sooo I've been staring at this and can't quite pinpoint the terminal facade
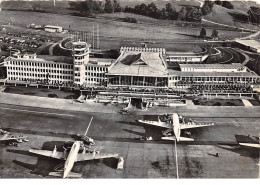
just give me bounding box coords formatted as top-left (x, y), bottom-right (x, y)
top-left (2, 41), bottom-right (260, 94)
top-left (3, 41), bottom-right (113, 87)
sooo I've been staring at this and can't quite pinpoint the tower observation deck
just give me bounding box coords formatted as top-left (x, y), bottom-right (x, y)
top-left (72, 41), bottom-right (90, 85)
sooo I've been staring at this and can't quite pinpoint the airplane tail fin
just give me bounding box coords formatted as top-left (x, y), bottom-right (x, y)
top-left (161, 136), bottom-right (175, 141)
top-left (179, 137), bottom-right (194, 141)
top-left (49, 171), bottom-right (82, 178)
top-left (49, 171), bottom-right (63, 177)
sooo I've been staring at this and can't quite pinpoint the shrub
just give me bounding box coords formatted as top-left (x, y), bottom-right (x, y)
top-left (48, 93), bottom-right (58, 98)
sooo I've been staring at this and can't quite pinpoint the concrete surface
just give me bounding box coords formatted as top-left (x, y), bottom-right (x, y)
top-left (0, 92), bottom-right (259, 178)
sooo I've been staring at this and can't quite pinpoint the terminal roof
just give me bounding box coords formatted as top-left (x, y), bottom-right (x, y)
top-left (6, 55), bottom-right (73, 64)
top-left (179, 63), bottom-right (243, 68)
top-left (108, 51), bottom-right (168, 77)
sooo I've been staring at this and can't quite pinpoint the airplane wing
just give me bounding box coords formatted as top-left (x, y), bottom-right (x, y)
top-left (0, 138), bottom-right (17, 141)
top-left (138, 120), bottom-right (171, 129)
top-left (0, 135), bottom-right (19, 141)
top-left (180, 123), bottom-right (214, 130)
top-left (239, 143), bottom-right (260, 148)
top-left (76, 153), bottom-right (118, 162)
top-left (49, 171), bottom-right (82, 178)
top-left (29, 149), bottom-right (66, 160)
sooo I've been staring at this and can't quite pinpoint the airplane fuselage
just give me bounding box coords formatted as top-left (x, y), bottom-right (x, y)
top-left (63, 141), bottom-right (81, 178)
top-left (172, 113), bottom-right (181, 141)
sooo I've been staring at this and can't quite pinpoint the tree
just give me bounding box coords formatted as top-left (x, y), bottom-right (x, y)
top-left (211, 29), bottom-right (218, 38)
top-left (113, 0), bottom-right (122, 12)
top-left (222, 1), bottom-right (234, 9)
top-left (214, 0), bottom-right (222, 5)
top-left (68, 0), bottom-right (102, 15)
top-left (165, 3), bottom-right (173, 13)
top-left (201, 0), bottom-right (214, 15)
top-left (139, 3), bottom-right (148, 15)
top-left (161, 8), bottom-right (167, 19)
top-left (165, 3), bottom-right (178, 20)
top-left (185, 6), bottom-right (202, 22)
top-left (248, 6), bottom-right (260, 25)
top-left (178, 7), bottom-right (187, 21)
top-left (147, 3), bottom-right (158, 17)
top-left (200, 28), bottom-right (207, 38)
top-left (104, 0), bottom-right (114, 13)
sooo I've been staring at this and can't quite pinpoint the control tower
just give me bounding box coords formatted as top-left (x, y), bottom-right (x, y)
top-left (72, 41), bottom-right (90, 85)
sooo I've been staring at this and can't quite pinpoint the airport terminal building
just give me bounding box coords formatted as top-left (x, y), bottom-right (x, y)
top-left (107, 47), bottom-right (260, 90)
top-left (107, 48), bottom-right (168, 88)
top-left (3, 41), bottom-right (113, 86)
top-left (2, 42), bottom-right (260, 95)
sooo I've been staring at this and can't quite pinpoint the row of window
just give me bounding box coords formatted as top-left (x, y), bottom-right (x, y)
top-left (85, 73), bottom-right (106, 78)
top-left (85, 77), bottom-right (106, 82)
top-left (182, 68), bottom-right (241, 71)
top-left (8, 77), bottom-right (72, 83)
top-left (85, 66), bottom-right (108, 72)
top-left (178, 76), bottom-right (257, 82)
top-left (74, 62), bottom-right (84, 65)
top-left (169, 76), bottom-right (258, 81)
top-left (74, 56), bottom-right (86, 60)
top-left (8, 67), bottom-right (73, 74)
top-left (8, 72), bottom-right (73, 79)
top-left (8, 61), bottom-right (73, 69)
top-left (168, 57), bottom-right (198, 60)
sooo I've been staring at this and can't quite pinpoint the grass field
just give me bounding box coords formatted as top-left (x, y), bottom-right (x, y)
top-left (4, 86), bottom-right (80, 99)
top-left (0, 10), bottom-right (251, 51)
top-left (193, 98), bottom-right (244, 106)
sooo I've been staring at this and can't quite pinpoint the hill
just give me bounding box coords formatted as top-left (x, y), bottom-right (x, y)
top-left (203, 1), bottom-right (260, 30)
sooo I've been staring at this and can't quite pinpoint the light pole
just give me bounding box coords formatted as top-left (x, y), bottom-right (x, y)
top-left (174, 139), bottom-right (179, 179)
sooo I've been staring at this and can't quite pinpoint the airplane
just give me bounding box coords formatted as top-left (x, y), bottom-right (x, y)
top-left (76, 117), bottom-right (95, 146)
top-left (138, 113), bottom-right (214, 142)
top-left (0, 128), bottom-right (29, 143)
top-left (29, 141), bottom-right (119, 178)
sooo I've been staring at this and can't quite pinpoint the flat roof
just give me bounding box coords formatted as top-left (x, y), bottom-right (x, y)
top-left (44, 25), bottom-right (63, 29)
top-left (179, 63), bottom-right (243, 68)
top-left (38, 55), bottom-right (73, 64)
top-left (87, 58), bottom-right (114, 66)
top-left (235, 39), bottom-right (260, 49)
top-left (168, 70), bottom-right (258, 77)
top-left (108, 51), bottom-right (168, 77)
top-left (6, 55), bottom-right (73, 64)
top-left (166, 51), bottom-right (206, 57)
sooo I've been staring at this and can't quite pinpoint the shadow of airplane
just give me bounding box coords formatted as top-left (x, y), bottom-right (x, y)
top-left (103, 157), bottom-right (119, 169)
top-left (7, 141), bottom-right (65, 177)
top-left (122, 129), bottom-right (145, 137)
top-left (215, 135), bottom-right (260, 159)
top-left (115, 120), bottom-right (142, 127)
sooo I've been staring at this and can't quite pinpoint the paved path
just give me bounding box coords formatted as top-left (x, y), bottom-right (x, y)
top-left (48, 43), bottom-right (57, 56)
top-left (240, 30), bottom-right (260, 40)
top-left (1, 92), bottom-right (260, 118)
top-left (242, 99), bottom-right (253, 107)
